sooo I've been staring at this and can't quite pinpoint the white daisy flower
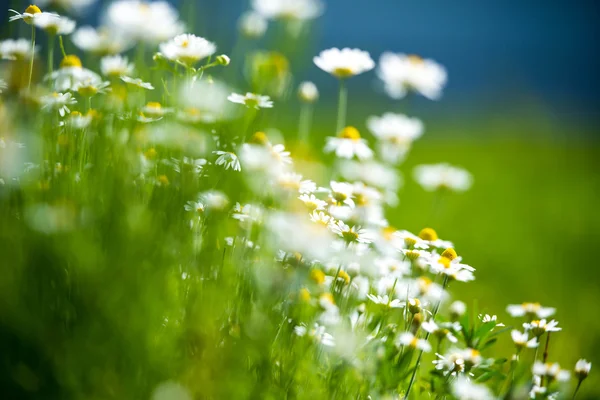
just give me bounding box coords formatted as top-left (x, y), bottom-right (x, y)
top-left (0, 79), bottom-right (7, 93)
top-left (414, 163), bottom-right (473, 192)
top-left (452, 377), bottom-right (494, 400)
top-left (100, 55), bottom-right (134, 78)
top-left (40, 92), bottom-right (77, 117)
top-left (449, 301), bottom-right (467, 319)
top-left (238, 11), bottom-right (268, 38)
top-left (299, 194), bottom-right (328, 211)
top-left (252, 0), bottom-right (323, 21)
top-left (377, 52), bottom-right (447, 100)
top-left (275, 173), bottom-right (316, 194)
top-left (523, 319), bottom-right (562, 336)
top-left (433, 350), bottom-right (466, 376)
top-left (393, 230), bottom-right (430, 250)
top-left (330, 221), bottom-right (372, 244)
top-left (324, 126), bottom-right (373, 160)
top-left (337, 159), bottom-right (401, 192)
top-left (327, 181), bottom-right (355, 207)
top-left (178, 79), bottom-right (235, 123)
top-left (506, 302), bottom-right (556, 319)
top-left (294, 323), bottom-right (335, 347)
top-left (397, 332), bottom-right (432, 352)
top-left (44, 55), bottom-right (101, 91)
top-left (367, 294), bottom-right (403, 308)
top-left (141, 102), bottom-right (173, 118)
top-left (9, 5), bottom-right (57, 25)
top-left (72, 26), bottom-right (132, 55)
top-left (65, 111), bottom-right (92, 129)
top-left (479, 314), bottom-right (504, 327)
top-left (121, 76), bottom-right (154, 90)
top-left (184, 200), bottom-right (205, 214)
top-left (309, 210), bottom-right (335, 228)
top-left (367, 112), bottom-right (424, 164)
top-left (575, 359), bottom-right (592, 380)
top-left (213, 151), bottom-right (241, 172)
top-left (104, 1), bottom-right (185, 44)
top-left (72, 76), bottom-right (110, 97)
top-left (422, 320), bottom-right (458, 343)
top-left (313, 48), bottom-right (375, 79)
top-left (511, 330), bottom-right (539, 349)
top-left (159, 34), bottom-right (216, 66)
top-left (375, 257), bottom-right (410, 279)
top-left (198, 190), bottom-right (229, 211)
top-left (232, 203), bottom-right (263, 223)
top-left (0, 39), bottom-right (38, 60)
top-left (35, 0), bottom-right (98, 14)
top-left (34, 13), bottom-right (75, 35)
top-left (227, 92), bottom-right (273, 109)
top-left (532, 361), bottom-right (570, 382)
top-left (298, 81), bottom-right (319, 103)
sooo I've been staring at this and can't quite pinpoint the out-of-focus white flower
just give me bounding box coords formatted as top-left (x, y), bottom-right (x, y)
top-left (213, 151), bottom-right (241, 172)
top-left (294, 323), bottom-right (335, 347)
top-left (100, 55), bottom-right (133, 78)
top-left (414, 163), bottom-right (473, 192)
top-left (452, 377), bottom-right (494, 400)
top-left (397, 332), bottom-right (432, 352)
top-left (314, 48), bottom-right (375, 79)
top-left (367, 294), bottom-right (402, 308)
top-left (104, 1), bottom-right (184, 44)
top-left (140, 102), bottom-right (173, 118)
top-left (159, 34), bottom-right (216, 66)
top-left (449, 301), bottom-right (467, 319)
top-left (299, 194), bottom-right (327, 211)
top-left (36, 0), bottom-right (99, 15)
top-left (9, 5), bottom-right (57, 25)
top-left (0, 79), bottom-right (7, 93)
top-left (575, 359), bottom-right (592, 381)
top-left (232, 203), bottom-right (263, 224)
top-left (34, 13), bottom-right (76, 35)
top-left (337, 160), bottom-right (401, 193)
top-left (121, 76), bottom-right (154, 90)
top-left (309, 210), bottom-right (335, 228)
top-left (422, 320), bottom-right (458, 343)
top-left (298, 81), bottom-right (318, 103)
top-left (238, 11), bottom-right (268, 38)
top-left (266, 212), bottom-right (335, 260)
top-left (325, 126), bottom-right (373, 160)
top-left (367, 112), bottom-right (424, 164)
top-left (151, 380), bottom-right (192, 400)
top-left (276, 173), bottom-right (316, 193)
top-left (228, 92), bottom-right (273, 109)
top-left (0, 39), bottom-right (39, 60)
top-left (533, 361), bottom-right (570, 382)
top-left (72, 76), bottom-right (110, 97)
top-left (507, 302), bottom-right (556, 319)
top-left (65, 111), bottom-right (92, 129)
top-left (511, 330), bottom-right (539, 349)
top-left (394, 230), bottom-right (430, 250)
top-left (330, 221), bottom-right (372, 244)
top-left (378, 52), bottom-right (447, 100)
top-left (45, 55), bottom-right (101, 92)
top-left (72, 26), bottom-right (132, 55)
top-left (252, 0), bottom-right (323, 21)
top-left (178, 80), bottom-right (235, 123)
top-left (41, 92), bottom-right (77, 117)
top-left (523, 319), bottom-right (562, 336)
top-left (480, 314), bottom-right (504, 327)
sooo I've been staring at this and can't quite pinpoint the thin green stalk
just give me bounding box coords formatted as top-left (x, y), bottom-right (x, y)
top-left (404, 276), bottom-right (449, 399)
top-left (298, 103), bottom-right (313, 143)
top-left (572, 380), bottom-right (582, 400)
top-left (47, 34), bottom-right (55, 75)
top-left (59, 35), bottom-right (67, 57)
top-left (335, 79), bottom-right (347, 134)
top-left (28, 25), bottom-right (36, 89)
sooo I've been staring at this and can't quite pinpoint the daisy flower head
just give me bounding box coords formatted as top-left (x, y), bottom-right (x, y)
top-left (159, 34), bottom-right (216, 66)
top-left (422, 320), bottom-right (458, 343)
top-left (276, 173), bottom-right (316, 194)
top-left (394, 230), bottom-right (429, 250)
top-left (511, 330), bottom-right (539, 349)
top-left (35, 0), bottom-right (98, 14)
top-left (367, 112), bottom-right (424, 164)
top-left (452, 377), bottom-right (494, 400)
top-left (41, 92), bottom-right (77, 117)
top-left (367, 294), bottom-right (402, 309)
top-left (252, 0), bottom-right (324, 21)
top-left (34, 13), bottom-right (75, 35)
top-left (523, 319), bottom-right (561, 337)
top-left (100, 55), bottom-right (134, 78)
top-left (0, 79), bottom-right (7, 93)
top-left (178, 79), bottom-right (235, 123)
top-left (506, 302), bottom-right (556, 319)
top-left (9, 5), bottom-right (56, 25)
top-left (294, 323), bottom-right (335, 347)
top-left (121, 76), bottom-right (154, 90)
top-left (574, 359), bottom-right (592, 381)
top-left (314, 48), bottom-right (375, 79)
top-left (532, 361), bottom-right (570, 382)
top-left (0, 39), bottom-right (38, 60)
top-left (377, 52), bottom-right (447, 100)
top-left (238, 11), bottom-right (268, 38)
top-left (433, 349), bottom-right (466, 376)
top-left (141, 102), bottom-right (173, 118)
top-left (397, 332), bottom-right (432, 352)
top-left (72, 76), bottom-right (110, 97)
top-left (309, 210), bottom-right (335, 228)
top-left (330, 221), bottom-right (372, 244)
top-left (72, 26), bottom-right (132, 55)
top-left (213, 151), bottom-right (241, 172)
top-left (324, 126), bottom-right (373, 160)
top-left (298, 81), bottom-right (319, 103)
top-left (414, 163), bottom-right (473, 192)
top-left (65, 111), bottom-right (92, 129)
top-left (299, 194), bottom-right (328, 211)
top-left (227, 92), bottom-right (273, 109)
top-left (104, 1), bottom-right (185, 44)
top-left (328, 181), bottom-right (355, 207)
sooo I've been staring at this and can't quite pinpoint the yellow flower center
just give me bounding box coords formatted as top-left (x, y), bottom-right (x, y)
top-left (338, 126), bottom-right (361, 140)
top-left (410, 338), bottom-right (419, 348)
top-left (144, 148), bottom-right (157, 159)
top-left (60, 55), bottom-right (82, 69)
top-left (320, 292), bottom-right (335, 305)
top-left (249, 131), bottom-right (269, 145)
top-left (407, 54), bottom-right (424, 64)
top-left (404, 237), bottom-right (417, 247)
top-left (338, 270), bottom-right (351, 285)
top-left (25, 5), bottom-right (42, 14)
top-left (78, 85), bottom-right (98, 97)
top-left (438, 256), bottom-right (451, 269)
top-left (441, 248), bottom-right (458, 261)
top-left (146, 101), bottom-right (161, 110)
top-left (404, 250), bottom-right (421, 261)
top-left (70, 111), bottom-right (82, 117)
top-left (310, 269), bottom-right (326, 285)
top-left (382, 226), bottom-right (396, 240)
top-left (157, 175), bottom-right (169, 185)
top-left (333, 67), bottom-right (355, 78)
top-left (418, 227), bottom-right (438, 241)
top-left (342, 230), bottom-right (359, 243)
top-left (299, 287), bottom-right (311, 302)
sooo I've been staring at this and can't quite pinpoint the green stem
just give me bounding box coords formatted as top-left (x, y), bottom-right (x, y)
top-left (335, 79), bottom-right (347, 134)
top-left (404, 276), bottom-right (448, 399)
top-left (28, 25), bottom-right (36, 90)
top-left (572, 380), bottom-right (582, 400)
top-left (59, 35), bottom-right (67, 57)
top-left (47, 34), bottom-right (55, 75)
top-left (298, 103), bottom-right (313, 143)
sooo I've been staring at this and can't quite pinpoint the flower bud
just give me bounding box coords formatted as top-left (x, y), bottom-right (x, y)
top-left (418, 227), bottom-right (438, 241)
top-left (575, 359), bottom-right (592, 381)
top-left (298, 81), bottom-right (319, 103)
top-left (408, 298), bottom-right (421, 314)
top-left (449, 300), bottom-right (466, 321)
top-left (216, 54), bottom-right (230, 66)
top-left (60, 55), bottom-right (82, 69)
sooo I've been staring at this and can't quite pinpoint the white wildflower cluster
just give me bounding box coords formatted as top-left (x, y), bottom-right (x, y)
top-left (0, 2), bottom-right (592, 400)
